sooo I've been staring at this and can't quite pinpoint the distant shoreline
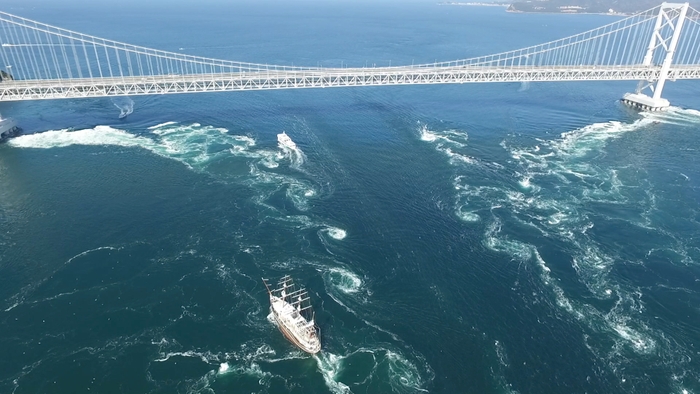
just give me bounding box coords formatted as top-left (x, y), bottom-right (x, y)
top-left (437, 2), bottom-right (631, 16)
top-left (505, 9), bottom-right (629, 16)
top-left (438, 2), bottom-right (509, 7)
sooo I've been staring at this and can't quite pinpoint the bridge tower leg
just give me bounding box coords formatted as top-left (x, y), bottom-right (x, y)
top-left (622, 2), bottom-right (689, 111)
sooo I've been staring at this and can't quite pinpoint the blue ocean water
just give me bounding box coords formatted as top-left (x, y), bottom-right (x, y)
top-left (1, 1), bottom-right (699, 393)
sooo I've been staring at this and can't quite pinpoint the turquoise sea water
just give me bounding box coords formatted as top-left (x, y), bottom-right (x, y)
top-left (1, 1), bottom-right (699, 393)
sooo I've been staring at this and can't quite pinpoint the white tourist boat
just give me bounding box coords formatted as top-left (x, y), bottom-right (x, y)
top-left (277, 132), bottom-right (297, 150)
top-left (263, 275), bottom-right (321, 354)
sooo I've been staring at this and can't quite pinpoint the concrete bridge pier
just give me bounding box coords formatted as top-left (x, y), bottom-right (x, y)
top-left (622, 2), bottom-right (689, 112)
top-left (0, 117), bottom-right (20, 141)
top-left (621, 93), bottom-right (670, 112)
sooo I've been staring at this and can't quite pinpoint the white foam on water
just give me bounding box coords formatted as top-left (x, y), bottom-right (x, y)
top-left (322, 226), bottom-right (347, 240)
top-left (314, 352), bottom-right (352, 394)
top-left (174, 343), bottom-right (278, 393)
top-left (157, 341), bottom-right (280, 390)
top-left (494, 340), bottom-right (510, 368)
top-left (285, 182), bottom-right (317, 211)
top-left (248, 165), bottom-right (317, 212)
top-left (154, 350), bottom-right (220, 364)
top-left (150, 124), bottom-right (256, 169)
top-left (147, 121), bottom-right (178, 130)
top-left (453, 180), bottom-right (504, 223)
top-left (483, 213), bottom-right (665, 357)
top-left (418, 124), bottom-right (475, 166)
top-left (8, 126), bottom-right (152, 149)
top-left (419, 124), bottom-right (439, 142)
top-left (642, 106), bottom-right (700, 127)
top-left (444, 147), bottom-right (477, 165)
top-left (571, 245), bottom-right (615, 299)
top-left (9, 124), bottom-right (258, 173)
top-left (278, 132), bottom-right (306, 169)
top-left (517, 173), bottom-right (541, 193)
top-left (550, 118), bottom-right (653, 159)
top-left (426, 114), bottom-right (698, 388)
top-left (612, 322), bottom-right (656, 354)
top-left (483, 218), bottom-right (534, 262)
top-left (325, 267), bottom-right (363, 294)
top-left (9, 124), bottom-right (332, 228)
top-left (111, 96), bottom-right (134, 118)
top-left (183, 370), bottom-right (219, 394)
top-left (266, 311), bottom-right (276, 325)
top-left (313, 347), bottom-right (431, 394)
top-left (259, 150), bottom-right (280, 169)
top-left (456, 208), bottom-right (480, 223)
top-left (384, 349), bottom-right (428, 393)
top-left (76, 124), bottom-right (315, 214)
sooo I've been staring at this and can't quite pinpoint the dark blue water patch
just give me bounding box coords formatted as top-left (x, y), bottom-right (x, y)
top-left (149, 354), bottom-right (215, 382)
top-left (3, 2), bottom-right (700, 393)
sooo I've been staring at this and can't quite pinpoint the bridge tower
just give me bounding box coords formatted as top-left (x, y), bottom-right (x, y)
top-left (622, 2), bottom-right (690, 111)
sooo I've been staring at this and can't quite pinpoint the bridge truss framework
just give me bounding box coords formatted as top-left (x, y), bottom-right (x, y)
top-left (1, 2), bottom-right (699, 109)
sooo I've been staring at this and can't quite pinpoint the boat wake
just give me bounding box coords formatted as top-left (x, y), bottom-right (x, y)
top-left (277, 131), bottom-right (307, 169)
top-left (8, 122), bottom-right (324, 216)
top-left (149, 334), bottom-right (431, 394)
top-left (111, 97), bottom-right (134, 119)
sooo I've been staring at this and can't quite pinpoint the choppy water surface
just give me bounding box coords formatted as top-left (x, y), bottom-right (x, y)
top-left (1, 1), bottom-right (699, 393)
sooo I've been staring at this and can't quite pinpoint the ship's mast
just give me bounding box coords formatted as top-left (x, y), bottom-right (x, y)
top-left (278, 275), bottom-right (293, 298)
top-left (291, 296), bottom-right (310, 307)
top-left (261, 278), bottom-right (273, 296)
top-left (285, 288), bottom-right (306, 300)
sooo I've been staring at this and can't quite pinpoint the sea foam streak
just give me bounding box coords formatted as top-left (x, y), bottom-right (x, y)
top-left (421, 116), bottom-right (694, 388)
top-left (8, 126), bottom-right (151, 149)
top-left (315, 352), bottom-right (352, 394)
top-left (419, 124), bottom-right (476, 166)
top-left (9, 124), bottom-right (322, 213)
top-left (314, 347), bottom-right (430, 394)
top-left (152, 341), bottom-right (278, 391)
top-left (505, 117), bottom-right (700, 387)
top-left (148, 121), bottom-right (178, 130)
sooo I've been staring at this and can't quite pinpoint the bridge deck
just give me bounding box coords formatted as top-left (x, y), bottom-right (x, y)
top-left (2, 65), bottom-right (700, 101)
top-left (3, 4), bottom-right (700, 102)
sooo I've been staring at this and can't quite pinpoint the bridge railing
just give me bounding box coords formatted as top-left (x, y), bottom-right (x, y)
top-left (0, 11), bottom-right (322, 82)
top-left (2, 4), bottom-right (700, 83)
top-left (410, 4), bottom-right (700, 70)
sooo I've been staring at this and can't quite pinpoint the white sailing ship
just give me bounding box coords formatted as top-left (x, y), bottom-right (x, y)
top-left (263, 275), bottom-right (321, 354)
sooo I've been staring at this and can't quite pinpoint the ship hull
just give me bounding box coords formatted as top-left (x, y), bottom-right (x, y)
top-left (271, 307), bottom-right (321, 354)
top-left (263, 276), bottom-right (321, 354)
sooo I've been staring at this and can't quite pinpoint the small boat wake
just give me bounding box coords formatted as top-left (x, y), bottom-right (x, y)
top-left (111, 97), bottom-right (134, 119)
top-left (277, 132), bottom-right (306, 168)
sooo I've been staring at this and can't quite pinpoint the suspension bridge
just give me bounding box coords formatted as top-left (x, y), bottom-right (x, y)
top-left (1, 2), bottom-right (700, 113)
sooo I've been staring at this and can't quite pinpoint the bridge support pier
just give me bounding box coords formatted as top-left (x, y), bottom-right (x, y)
top-left (0, 117), bottom-right (20, 141)
top-left (621, 93), bottom-right (670, 112)
top-left (621, 2), bottom-right (689, 112)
